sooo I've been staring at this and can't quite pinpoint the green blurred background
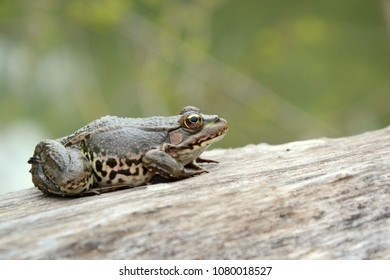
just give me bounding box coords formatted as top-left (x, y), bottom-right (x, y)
top-left (1, 0), bottom-right (389, 194)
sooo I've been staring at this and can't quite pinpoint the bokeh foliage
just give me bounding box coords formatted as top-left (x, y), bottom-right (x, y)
top-left (1, 0), bottom-right (389, 148)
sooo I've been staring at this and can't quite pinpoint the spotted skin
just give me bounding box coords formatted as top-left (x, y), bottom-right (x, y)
top-left (28, 106), bottom-right (228, 197)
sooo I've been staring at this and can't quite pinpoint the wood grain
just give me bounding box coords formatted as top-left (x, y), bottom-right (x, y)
top-left (1, 126), bottom-right (389, 259)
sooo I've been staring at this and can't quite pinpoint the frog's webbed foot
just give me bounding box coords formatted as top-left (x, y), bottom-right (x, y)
top-left (195, 157), bottom-right (219, 164)
top-left (185, 161), bottom-right (209, 172)
top-left (183, 157), bottom-right (218, 171)
top-left (143, 149), bottom-right (207, 180)
top-left (28, 140), bottom-right (93, 196)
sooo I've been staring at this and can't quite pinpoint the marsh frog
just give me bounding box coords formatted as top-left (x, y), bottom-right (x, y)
top-left (28, 106), bottom-right (228, 197)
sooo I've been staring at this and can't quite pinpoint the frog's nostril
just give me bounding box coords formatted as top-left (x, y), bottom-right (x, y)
top-left (214, 116), bottom-right (220, 122)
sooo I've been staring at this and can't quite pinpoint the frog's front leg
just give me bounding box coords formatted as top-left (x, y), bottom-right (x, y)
top-left (28, 140), bottom-right (93, 196)
top-left (142, 149), bottom-right (206, 180)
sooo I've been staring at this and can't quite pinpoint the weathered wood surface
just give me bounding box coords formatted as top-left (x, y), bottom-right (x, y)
top-left (1, 127), bottom-right (389, 259)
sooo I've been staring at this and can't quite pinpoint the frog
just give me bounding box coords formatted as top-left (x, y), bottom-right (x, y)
top-left (28, 106), bottom-right (228, 197)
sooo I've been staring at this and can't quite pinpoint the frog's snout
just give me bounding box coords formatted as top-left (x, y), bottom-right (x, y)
top-left (213, 115), bottom-right (227, 124)
top-left (214, 116), bottom-right (229, 130)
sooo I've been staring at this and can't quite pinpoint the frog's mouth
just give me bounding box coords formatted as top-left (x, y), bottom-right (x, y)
top-left (186, 117), bottom-right (229, 148)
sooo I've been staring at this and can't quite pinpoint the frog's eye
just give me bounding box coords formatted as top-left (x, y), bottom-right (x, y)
top-left (184, 114), bottom-right (203, 129)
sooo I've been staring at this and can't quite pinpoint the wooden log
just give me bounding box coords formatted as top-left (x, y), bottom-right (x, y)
top-left (0, 126), bottom-right (389, 259)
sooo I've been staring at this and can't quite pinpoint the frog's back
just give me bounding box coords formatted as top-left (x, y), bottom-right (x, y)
top-left (58, 115), bottom-right (180, 145)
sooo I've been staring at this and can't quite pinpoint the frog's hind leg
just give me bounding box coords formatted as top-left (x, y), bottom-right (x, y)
top-left (28, 140), bottom-right (93, 196)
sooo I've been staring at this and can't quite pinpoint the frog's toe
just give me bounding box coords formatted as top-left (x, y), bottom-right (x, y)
top-left (176, 168), bottom-right (208, 179)
top-left (195, 157), bottom-right (219, 164)
top-left (185, 161), bottom-right (204, 171)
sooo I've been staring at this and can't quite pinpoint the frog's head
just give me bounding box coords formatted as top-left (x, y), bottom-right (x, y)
top-left (166, 106), bottom-right (228, 164)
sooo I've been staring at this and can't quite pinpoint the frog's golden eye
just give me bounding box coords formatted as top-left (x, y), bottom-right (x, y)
top-left (184, 114), bottom-right (203, 129)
